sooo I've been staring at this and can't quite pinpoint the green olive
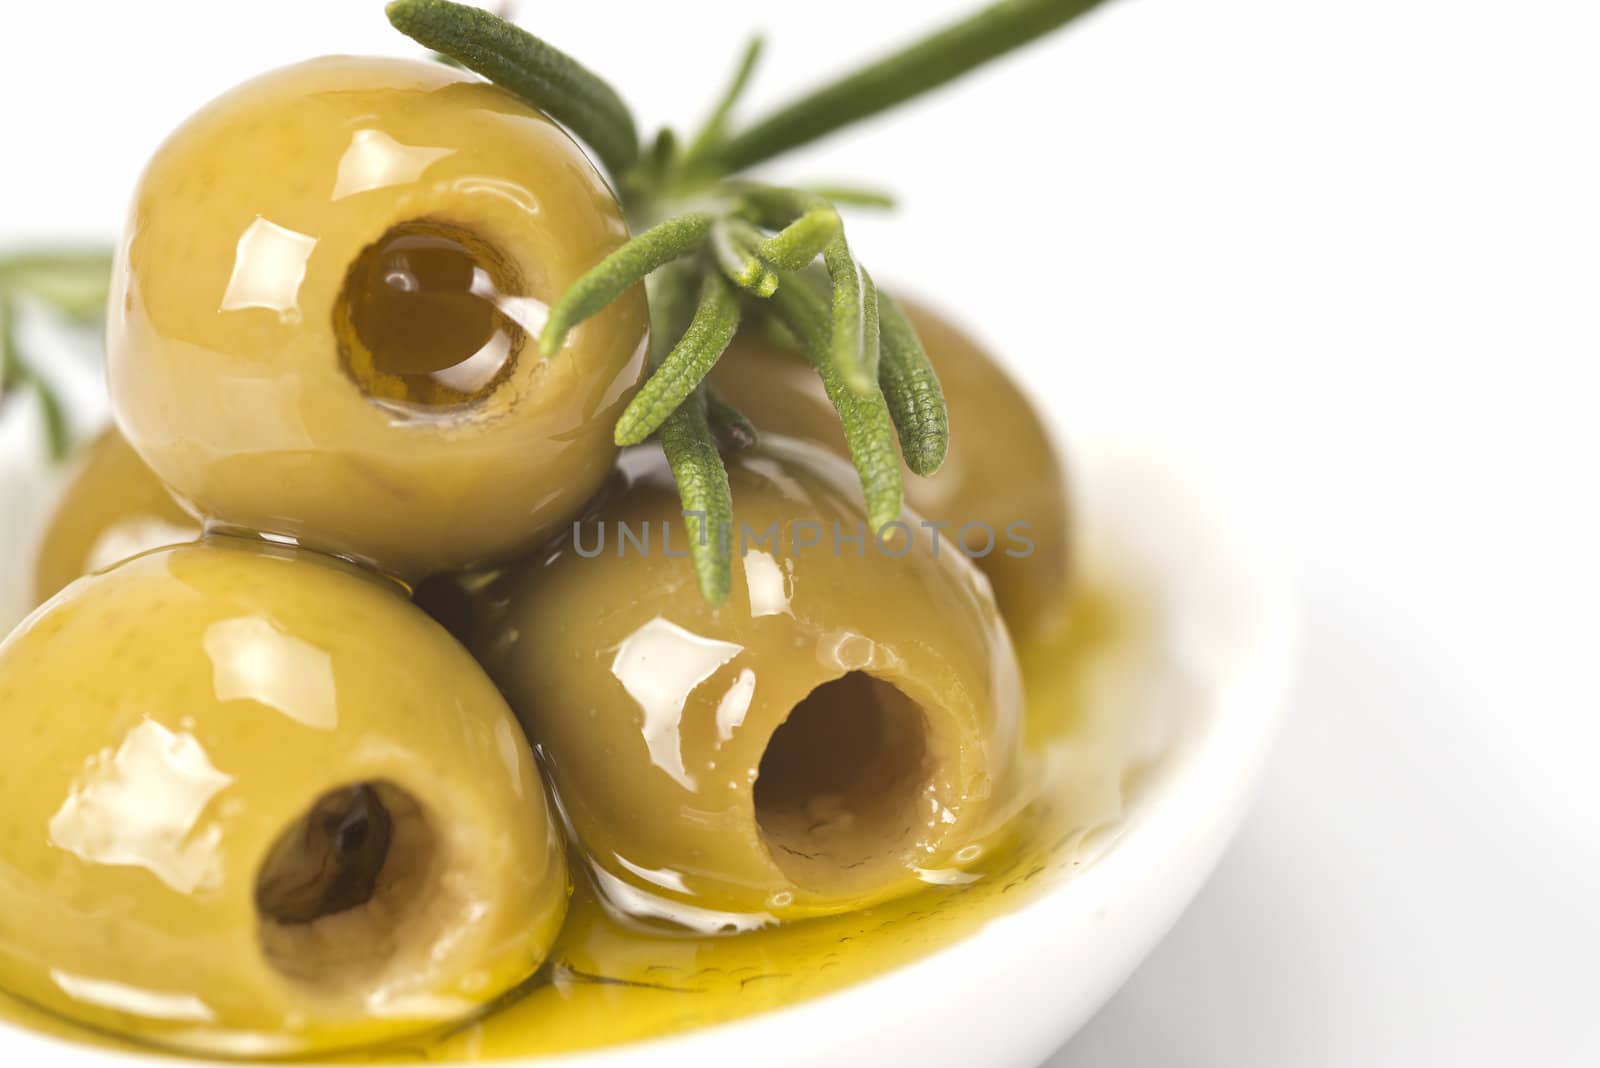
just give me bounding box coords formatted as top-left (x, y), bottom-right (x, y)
top-left (106, 56), bottom-right (649, 583)
top-left (31, 428), bottom-right (199, 605)
top-left (712, 298), bottom-right (1073, 644)
top-left (0, 539), bottom-right (567, 1055)
top-left (462, 439), bottom-right (1026, 922)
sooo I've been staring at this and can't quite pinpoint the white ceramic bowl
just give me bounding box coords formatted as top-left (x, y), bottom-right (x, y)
top-left (0, 414), bottom-right (1295, 1068)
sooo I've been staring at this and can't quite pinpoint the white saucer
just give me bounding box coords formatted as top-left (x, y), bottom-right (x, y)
top-left (0, 425), bottom-right (1295, 1068)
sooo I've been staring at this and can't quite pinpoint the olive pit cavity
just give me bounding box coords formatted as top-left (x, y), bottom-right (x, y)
top-left (256, 781), bottom-right (443, 990)
top-left (754, 673), bottom-right (936, 893)
top-left (336, 220), bottom-right (524, 410)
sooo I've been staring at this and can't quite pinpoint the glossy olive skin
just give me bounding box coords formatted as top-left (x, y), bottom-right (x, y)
top-left (107, 56), bottom-right (648, 582)
top-left (31, 427), bottom-right (198, 605)
top-left (712, 300), bottom-right (1072, 644)
top-left (0, 540), bottom-right (567, 1055)
top-left (464, 440), bottom-right (1026, 922)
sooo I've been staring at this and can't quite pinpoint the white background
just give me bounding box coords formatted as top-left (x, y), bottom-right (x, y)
top-left (2, 1), bottom-right (1597, 1065)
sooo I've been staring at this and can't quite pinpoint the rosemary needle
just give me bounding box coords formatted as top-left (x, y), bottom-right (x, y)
top-left (615, 270), bottom-right (742, 447)
top-left (704, 386), bottom-right (759, 451)
top-left (647, 267), bottom-right (736, 606)
top-left (541, 214), bottom-right (713, 357)
top-left (659, 388), bottom-right (735, 607)
top-left (878, 293), bottom-right (949, 475)
top-left (769, 281), bottom-right (903, 531)
top-left (386, 0), bottom-right (640, 176)
top-left (715, 0), bottom-right (1113, 172)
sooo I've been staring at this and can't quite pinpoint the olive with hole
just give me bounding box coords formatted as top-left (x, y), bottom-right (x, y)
top-left (0, 539), bottom-right (567, 1055)
top-left (458, 439), bottom-right (1026, 920)
top-left (713, 298), bottom-right (1074, 645)
top-left (31, 427), bottom-right (199, 605)
top-left (106, 55), bottom-right (649, 582)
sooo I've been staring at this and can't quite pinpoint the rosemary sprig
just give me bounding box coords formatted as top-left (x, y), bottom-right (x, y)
top-left (386, 0), bottom-right (640, 176)
top-left (713, 0), bottom-right (1113, 173)
top-left (385, 0), bottom-right (1107, 602)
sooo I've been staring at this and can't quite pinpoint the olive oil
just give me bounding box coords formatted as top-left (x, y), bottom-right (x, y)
top-left (375, 590), bottom-right (1132, 1062)
top-left (0, 588), bottom-right (1141, 1061)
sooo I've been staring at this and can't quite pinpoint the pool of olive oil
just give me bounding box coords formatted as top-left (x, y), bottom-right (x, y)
top-left (0, 588), bottom-right (1145, 1062)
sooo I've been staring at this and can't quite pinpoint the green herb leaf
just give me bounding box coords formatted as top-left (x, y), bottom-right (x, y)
top-left (769, 280), bottom-right (903, 531)
top-left (541, 213), bottom-right (714, 357)
top-left (660, 387), bottom-right (735, 607)
top-left (822, 234), bottom-right (876, 396)
top-left (0, 299), bottom-right (19, 398)
top-left (729, 187), bottom-right (870, 387)
top-left (643, 266), bottom-right (737, 606)
top-left (756, 206), bottom-right (842, 271)
top-left (0, 250), bottom-right (114, 324)
top-left (705, 385), bottom-right (759, 451)
top-left (615, 270), bottom-right (742, 446)
top-left (710, 218), bottom-right (779, 297)
top-left (386, 0), bottom-right (640, 176)
top-left (802, 184), bottom-right (898, 210)
top-left (680, 35), bottom-right (765, 174)
top-left (0, 296), bottom-right (74, 462)
top-left (730, 188), bottom-right (877, 395)
top-left (715, 0), bottom-right (1112, 172)
top-left (862, 266), bottom-right (881, 382)
top-left (646, 127), bottom-right (679, 180)
top-left (878, 293), bottom-right (949, 475)
top-left (621, 126), bottom-right (680, 200)
top-left (34, 378), bottom-right (71, 462)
